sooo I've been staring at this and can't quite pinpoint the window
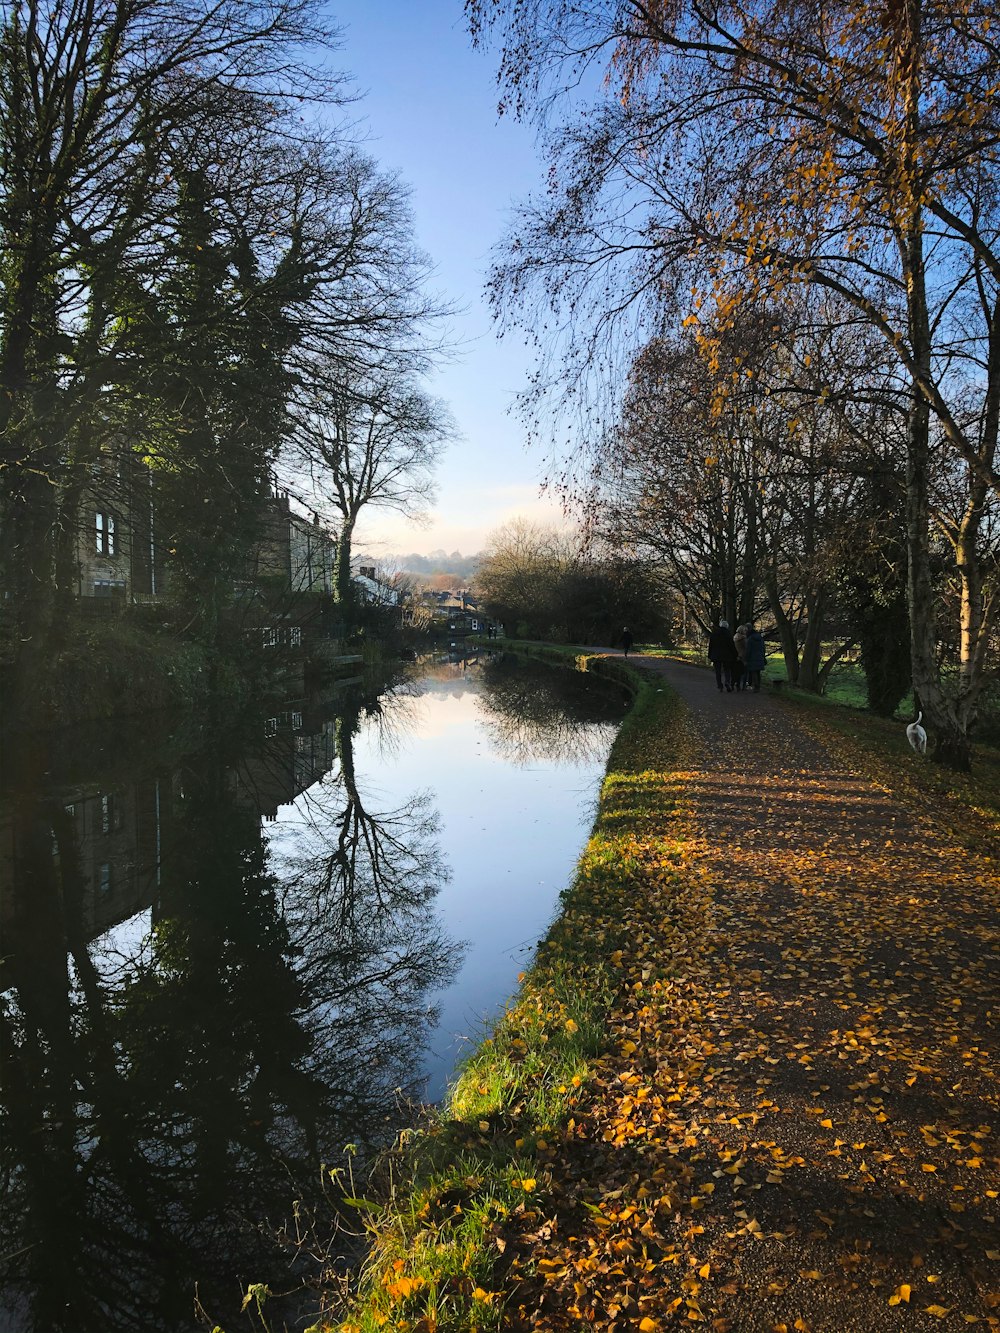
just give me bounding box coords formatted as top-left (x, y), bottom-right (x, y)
top-left (261, 625), bottom-right (302, 649)
top-left (96, 512), bottom-right (116, 555)
top-left (93, 579), bottom-right (126, 598)
top-left (99, 794), bottom-right (119, 835)
top-left (98, 863), bottom-right (112, 895)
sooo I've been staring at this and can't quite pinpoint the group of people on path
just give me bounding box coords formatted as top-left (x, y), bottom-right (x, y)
top-left (708, 618), bottom-right (766, 693)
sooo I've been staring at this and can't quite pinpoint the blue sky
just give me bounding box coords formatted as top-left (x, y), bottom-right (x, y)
top-left (321, 1), bottom-right (568, 558)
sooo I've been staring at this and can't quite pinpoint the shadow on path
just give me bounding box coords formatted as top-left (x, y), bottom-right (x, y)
top-left (510, 653), bottom-right (1000, 1333)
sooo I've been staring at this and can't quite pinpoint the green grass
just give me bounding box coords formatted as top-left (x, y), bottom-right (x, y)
top-left (640, 643), bottom-right (916, 716)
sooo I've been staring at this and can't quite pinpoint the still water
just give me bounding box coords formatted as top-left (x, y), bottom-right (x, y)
top-left (0, 653), bottom-right (627, 1332)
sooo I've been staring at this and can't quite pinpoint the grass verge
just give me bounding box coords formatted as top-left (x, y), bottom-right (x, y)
top-left (323, 658), bottom-right (697, 1333)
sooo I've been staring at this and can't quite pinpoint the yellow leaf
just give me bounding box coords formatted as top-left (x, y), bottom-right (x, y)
top-left (564, 1018), bottom-right (579, 1034)
top-left (986, 1251), bottom-right (1000, 1261)
top-left (922, 1163), bottom-right (937, 1173)
top-left (386, 1275), bottom-right (426, 1301)
top-left (478, 1121), bottom-right (490, 1132)
top-left (519, 1177), bottom-right (537, 1192)
top-left (794, 1320), bottom-right (811, 1332)
top-left (639, 1319), bottom-right (660, 1332)
top-left (699, 1262), bottom-right (711, 1278)
top-left (924, 1306), bottom-right (951, 1318)
top-left (889, 1284), bottom-right (912, 1306)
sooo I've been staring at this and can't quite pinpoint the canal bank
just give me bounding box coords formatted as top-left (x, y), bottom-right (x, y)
top-left (327, 655), bottom-right (700, 1331)
top-left (328, 651), bottom-right (1000, 1333)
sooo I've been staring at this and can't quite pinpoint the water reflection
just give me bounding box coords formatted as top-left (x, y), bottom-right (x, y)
top-left (476, 655), bottom-right (626, 765)
top-left (0, 686), bottom-right (457, 1333)
top-left (0, 655), bottom-right (628, 1331)
top-left (348, 654), bottom-right (627, 1099)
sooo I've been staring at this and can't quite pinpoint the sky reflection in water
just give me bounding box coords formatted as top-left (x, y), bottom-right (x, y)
top-left (267, 655), bottom-right (625, 1101)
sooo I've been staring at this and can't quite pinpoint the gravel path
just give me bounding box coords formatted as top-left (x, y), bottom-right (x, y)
top-left (513, 655), bottom-right (1000, 1333)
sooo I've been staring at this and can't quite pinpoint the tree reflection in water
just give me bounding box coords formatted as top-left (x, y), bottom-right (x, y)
top-left (476, 655), bottom-right (627, 767)
top-left (0, 688), bottom-right (457, 1333)
top-left (268, 685), bottom-right (458, 1131)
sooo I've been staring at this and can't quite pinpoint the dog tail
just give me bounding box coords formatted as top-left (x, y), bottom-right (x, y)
top-left (915, 710), bottom-right (922, 725)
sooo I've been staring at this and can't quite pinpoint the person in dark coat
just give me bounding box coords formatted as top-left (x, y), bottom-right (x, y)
top-left (707, 618), bottom-right (739, 691)
top-left (744, 620), bottom-right (767, 692)
top-left (621, 626), bottom-right (634, 658)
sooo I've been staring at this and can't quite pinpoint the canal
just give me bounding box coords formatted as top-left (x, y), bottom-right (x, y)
top-left (0, 652), bottom-right (627, 1332)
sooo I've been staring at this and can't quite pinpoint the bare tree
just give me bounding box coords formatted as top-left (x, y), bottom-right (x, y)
top-left (289, 370), bottom-right (451, 607)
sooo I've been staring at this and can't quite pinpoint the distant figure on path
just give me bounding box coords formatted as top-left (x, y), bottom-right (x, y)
top-left (707, 619), bottom-right (739, 692)
top-left (732, 622), bottom-right (749, 692)
top-left (744, 620), bottom-right (767, 692)
top-left (621, 626), bottom-right (634, 659)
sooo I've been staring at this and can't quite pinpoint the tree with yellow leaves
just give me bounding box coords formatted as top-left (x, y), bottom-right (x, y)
top-left (469, 0), bottom-right (1000, 767)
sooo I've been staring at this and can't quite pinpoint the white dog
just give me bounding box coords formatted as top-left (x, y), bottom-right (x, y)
top-left (906, 711), bottom-right (927, 755)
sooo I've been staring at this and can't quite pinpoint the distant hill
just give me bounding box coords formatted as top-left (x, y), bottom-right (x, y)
top-left (391, 551), bottom-right (482, 578)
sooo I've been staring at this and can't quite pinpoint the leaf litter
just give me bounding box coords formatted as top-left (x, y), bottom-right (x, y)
top-left (493, 662), bottom-right (1000, 1333)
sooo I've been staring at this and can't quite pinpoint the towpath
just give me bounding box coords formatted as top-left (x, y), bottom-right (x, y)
top-left (506, 654), bottom-right (1000, 1333)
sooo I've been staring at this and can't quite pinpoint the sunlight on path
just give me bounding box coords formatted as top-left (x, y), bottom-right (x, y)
top-left (508, 659), bottom-right (1000, 1333)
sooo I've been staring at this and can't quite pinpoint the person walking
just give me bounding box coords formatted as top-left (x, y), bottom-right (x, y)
top-left (621, 626), bottom-right (634, 659)
top-left (707, 618), bottom-right (739, 692)
top-left (744, 620), bottom-right (767, 692)
top-left (732, 622), bottom-right (749, 692)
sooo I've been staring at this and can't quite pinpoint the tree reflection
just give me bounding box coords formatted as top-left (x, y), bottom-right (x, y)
top-left (1, 777), bottom-right (93, 1331)
top-left (476, 656), bottom-right (626, 766)
top-left (0, 693), bottom-right (457, 1333)
top-left (271, 687), bottom-right (458, 1093)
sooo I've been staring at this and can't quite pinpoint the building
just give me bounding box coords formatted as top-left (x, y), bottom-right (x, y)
top-left (77, 454), bottom-right (164, 601)
top-left (257, 490), bottom-right (335, 594)
top-left (74, 461), bottom-right (335, 604)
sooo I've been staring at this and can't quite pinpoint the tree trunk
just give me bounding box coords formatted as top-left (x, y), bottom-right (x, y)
top-left (52, 470), bottom-right (88, 643)
top-left (797, 588), bottom-right (826, 693)
top-left (2, 475), bottom-right (60, 724)
top-left (334, 517), bottom-right (356, 608)
top-left (895, 0), bottom-right (970, 769)
top-left (765, 570), bottom-right (799, 683)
